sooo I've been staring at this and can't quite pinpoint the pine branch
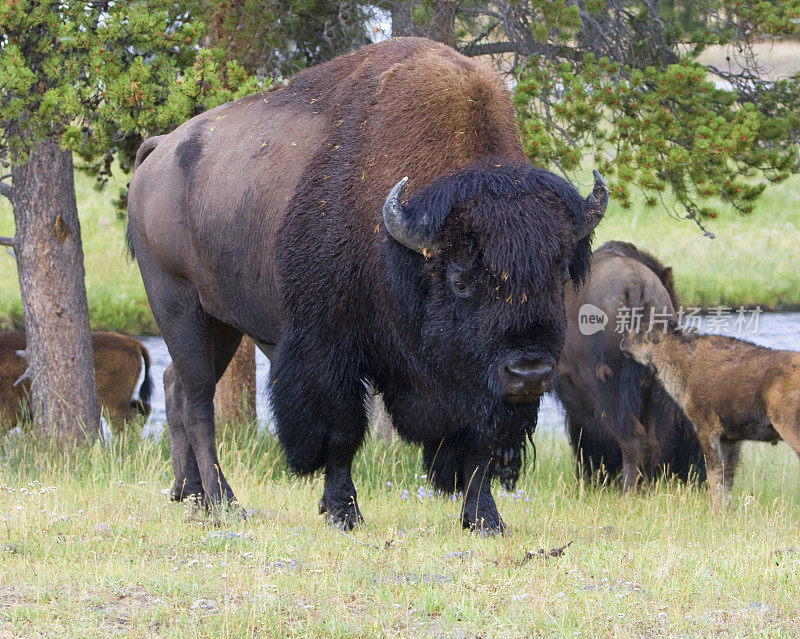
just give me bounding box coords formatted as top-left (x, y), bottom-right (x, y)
top-left (459, 41), bottom-right (517, 57)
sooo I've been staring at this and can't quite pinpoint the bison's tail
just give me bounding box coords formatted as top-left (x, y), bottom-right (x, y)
top-left (134, 135), bottom-right (164, 171)
top-left (132, 344), bottom-right (153, 418)
top-left (126, 136), bottom-right (165, 260)
top-left (125, 225), bottom-right (136, 260)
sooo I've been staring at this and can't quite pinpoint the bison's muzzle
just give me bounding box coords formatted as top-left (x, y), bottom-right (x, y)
top-left (498, 355), bottom-right (555, 402)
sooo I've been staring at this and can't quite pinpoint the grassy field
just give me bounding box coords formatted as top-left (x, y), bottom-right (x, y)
top-left (593, 173), bottom-right (800, 311)
top-left (0, 427), bottom-right (798, 637)
top-left (1, 167), bottom-right (799, 334)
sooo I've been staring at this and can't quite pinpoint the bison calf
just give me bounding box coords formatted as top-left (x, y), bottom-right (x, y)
top-left (620, 328), bottom-right (800, 511)
top-left (0, 331), bottom-right (152, 432)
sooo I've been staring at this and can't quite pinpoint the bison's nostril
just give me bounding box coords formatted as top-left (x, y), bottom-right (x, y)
top-left (505, 358), bottom-right (554, 381)
top-left (498, 357), bottom-right (556, 402)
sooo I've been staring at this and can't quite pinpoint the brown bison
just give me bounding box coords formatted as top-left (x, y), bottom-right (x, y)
top-left (556, 242), bottom-right (704, 489)
top-left (127, 37), bottom-right (607, 532)
top-left (0, 331), bottom-right (152, 431)
top-left (621, 328), bottom-right (800, 511)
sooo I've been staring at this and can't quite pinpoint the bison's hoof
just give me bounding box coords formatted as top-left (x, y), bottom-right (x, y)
top-left (319, 498), bottom-right (364, 531)
top-left (209, 502), bottom-right (248, 523)
top-left (324, 511), bottom-right (364, 531)
top-left (202, 489), bottom-right (244, 512)
top-left (170, 481), bottom-right (205, 504)
top-left (462, 514), bottom-right (507, 537)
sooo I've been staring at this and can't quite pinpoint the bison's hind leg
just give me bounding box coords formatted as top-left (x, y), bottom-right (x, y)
top-left (270, 334), bottom-right (369, 530)
top-left (151, 286), bottom-right (244, 511)
top-left (767, 402), bottom-right (800, 462)
top-left (164, 363), bottom-right (205, 503)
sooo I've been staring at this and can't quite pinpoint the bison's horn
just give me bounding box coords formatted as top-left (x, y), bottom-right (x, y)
top-left (382, 177), bottom-right (434, 256)
top-left (578, 170), bottom-right (609, 240)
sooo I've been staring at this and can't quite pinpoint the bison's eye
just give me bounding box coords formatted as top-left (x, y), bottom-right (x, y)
top-left (447, 267), bottom-right (473, 298)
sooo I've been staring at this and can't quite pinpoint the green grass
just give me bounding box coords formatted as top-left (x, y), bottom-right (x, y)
top-left (594, 175), bottom-right (800, 311)
top-left (0, 427), bottom-right (798, 637)
top-left (1, 167), bottom-right (800, 334)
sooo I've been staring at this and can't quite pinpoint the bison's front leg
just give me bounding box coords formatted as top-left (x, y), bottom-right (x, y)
top-left (694, 427), bottom-right (728, 513)
top-left (319, 456), bottom-right (364, 530)
top-left (270, 335), bottom-right (369, 530)
top-left (461, 453), bottom-right (506, 535)
top-left (617, 431), bottom-right (646, 493)
top-left (422, 435), bottom-right (506, 535)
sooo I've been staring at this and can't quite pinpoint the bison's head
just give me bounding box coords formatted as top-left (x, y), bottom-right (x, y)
top-left (619, 329), bottom-right (656, 364)
top-left (382, 161), bottom-right (607, 411)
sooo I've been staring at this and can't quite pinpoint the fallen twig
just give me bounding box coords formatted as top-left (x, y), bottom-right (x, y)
top-left (518, 540), bottom-right (574, 565)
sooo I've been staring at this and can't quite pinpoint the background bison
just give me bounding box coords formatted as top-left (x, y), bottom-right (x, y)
top-left (556, 242), bottom-right (704, 489)
top-left (0, 331), bottom-right (152, 431)
top-left (127, 37), bottom-right (606, 532)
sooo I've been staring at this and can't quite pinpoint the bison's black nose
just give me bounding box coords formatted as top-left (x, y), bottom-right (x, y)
top-left (498, 356), bottom-right (555, 403)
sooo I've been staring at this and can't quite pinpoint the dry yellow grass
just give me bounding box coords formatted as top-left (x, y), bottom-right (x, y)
top-left (0, 429), bottom-right (799, 637)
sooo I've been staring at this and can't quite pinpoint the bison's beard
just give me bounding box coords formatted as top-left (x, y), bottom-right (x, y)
top-left (383, 374), bottom-right (541, 491)
top-left (414, 400), bottom-right (539, 493)
top-left (487, 401), bottom-right (539, 488)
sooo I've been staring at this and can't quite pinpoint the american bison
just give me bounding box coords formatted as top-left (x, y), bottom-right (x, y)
top-left (621, 328), bottom-right (800, 511)
top-left (0, 331), bottom-right (152, 431)
top-left (127, 37), bottom-right (607, 532)
top-left (556, 242), bottom-right (704, 489)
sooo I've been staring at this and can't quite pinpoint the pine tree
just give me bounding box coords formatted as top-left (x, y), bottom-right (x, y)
top-left (393, 0), bottom-right (800, 225)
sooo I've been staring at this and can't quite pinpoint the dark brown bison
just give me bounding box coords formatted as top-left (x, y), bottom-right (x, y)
top-left (127, 37), bottom-right (607, 532)
top-left (0, 331), bottom-right (152, 431)
top-left (555, 242), bottom-right (704, 489)
top-left (621, 328), bottom-right (800, 511)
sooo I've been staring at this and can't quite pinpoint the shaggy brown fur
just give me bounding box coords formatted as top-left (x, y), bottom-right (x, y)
top-left (595, 241), bottom-right (679, 305)
top-left (0, 331), bottom-right (152, 432)
top-left (621, 329), bottom-right (800, 511)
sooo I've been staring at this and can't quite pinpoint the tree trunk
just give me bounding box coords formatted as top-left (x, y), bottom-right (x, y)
top-left (10, 141), bottom-right (100, 439)
top-left (214, 336), bottom-right (257, 423)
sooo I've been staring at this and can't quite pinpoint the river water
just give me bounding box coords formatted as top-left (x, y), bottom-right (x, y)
top-left (135, 311), bottom-right (800, 438)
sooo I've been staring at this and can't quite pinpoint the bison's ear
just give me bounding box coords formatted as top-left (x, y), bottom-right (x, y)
top-left (595, 363), bottom-right (614, 382)
top-left (577, 170), bottom-right (608, 241)
top-left (383, 177), bottom-right (438, 257)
